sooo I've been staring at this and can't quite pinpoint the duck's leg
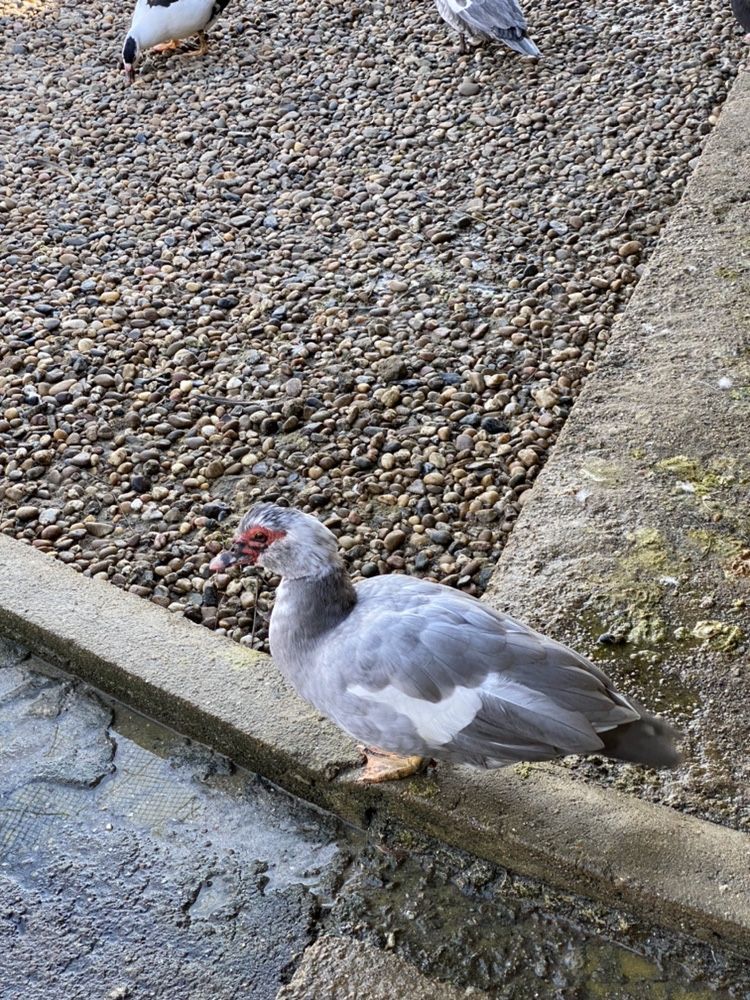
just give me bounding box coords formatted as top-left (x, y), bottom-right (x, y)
top-left (355, 746), bottom-right (427, 783)
top-left (182, 30), bottom-right (209, 57)
top-left (152, 39), bottom-right (182, 53)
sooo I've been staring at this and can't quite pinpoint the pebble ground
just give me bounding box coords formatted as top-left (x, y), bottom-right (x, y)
top-left (1, 0), bottom-right (744, 651)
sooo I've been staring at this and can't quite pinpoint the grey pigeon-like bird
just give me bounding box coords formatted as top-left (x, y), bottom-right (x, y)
top-left (210, 505), bottom-right (681, 782)
top-left (121, 0), bottom-right (231, 84)
top-left (434, 0), bottom-right (541, 57)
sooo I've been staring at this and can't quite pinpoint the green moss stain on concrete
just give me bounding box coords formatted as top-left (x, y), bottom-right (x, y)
top-left (580, 943), bottom-right (724, 998)
top-left (656, 455), bottom-right (750, 586)
top-left (405, 779), bottom-right (442, 800)
top-left (686, 529), bottom-right (745, 561)
top-left (575, 529), bottom-right (699, 714)
top-left (571, 450), bottom-right (749, 718)
top-left (686, 530), bottom-right (750, 585)
top-left (616, 950), bottom-right (662, 981)
top-left (655, 455), bottom-right (749, 543)
top-left (584, 519), bottom-right (745, 651)
top-left (602, 528), bottom-right (689, 650)
top-left (621, 528), bottom-right (673, 571)
top-left (690, 620), bottom-right (745, 651)
top-left (655, 455), bottom-right (738, 497)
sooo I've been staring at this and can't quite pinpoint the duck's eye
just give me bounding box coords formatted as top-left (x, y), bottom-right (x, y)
top-left (251, 531), bottom-right (267, 542)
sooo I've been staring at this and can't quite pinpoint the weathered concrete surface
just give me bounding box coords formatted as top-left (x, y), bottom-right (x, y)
top-left (277, 937), bottom-right (484, 1000)
top-left (9, 649), bottom-right (744, 999)
top-left (0, 641), bottom-right (342, 1000)
top-left (1, 533), bottom-right (749, 954)
top-left (485, 71), bottom-right (750, 829)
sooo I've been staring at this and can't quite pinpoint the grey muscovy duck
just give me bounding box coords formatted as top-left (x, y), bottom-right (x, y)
top-left (732, 0), bottom-right (750, 32)
top-left (121, 0), bottom-right (231, 84)
top-left (434, 0), bottom-right (540, 57)
top-left (210, 504), bottom-right (681, 782)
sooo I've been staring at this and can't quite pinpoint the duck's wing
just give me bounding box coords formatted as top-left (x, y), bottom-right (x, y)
top-left (441, 0), bottom-right (528, 34)
top-left (343, 580), bottom-right (639, 765)
top-left (437, 0), bottom-right (540, 56)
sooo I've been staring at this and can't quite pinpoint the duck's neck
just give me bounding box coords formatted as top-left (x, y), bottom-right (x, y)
top-left (270, 562), bottom-right (357, 666)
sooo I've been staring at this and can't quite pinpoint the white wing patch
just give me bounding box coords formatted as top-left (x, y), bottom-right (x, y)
top-left (348, 683), bottom-right (482, 746)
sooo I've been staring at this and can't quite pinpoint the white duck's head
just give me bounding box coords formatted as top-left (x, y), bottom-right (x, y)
top-left (209, 504), bottom-right (341, 580)
top-left (121, 35), bottom-right (140, 85)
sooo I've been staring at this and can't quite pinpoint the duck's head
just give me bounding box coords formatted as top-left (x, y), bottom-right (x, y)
top-left (121, 35), bottom-right (139, 85)
top-left (209, 504), bottom-right (340, 579)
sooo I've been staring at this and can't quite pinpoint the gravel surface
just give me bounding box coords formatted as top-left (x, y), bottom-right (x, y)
top-left (1, 0), bottom-right (744, 650)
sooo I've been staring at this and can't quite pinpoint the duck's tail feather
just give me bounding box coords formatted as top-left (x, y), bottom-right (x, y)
top-left (599, 711), bottom-right (683, 769)
top-left (500, 31), bottom-right (541, 57)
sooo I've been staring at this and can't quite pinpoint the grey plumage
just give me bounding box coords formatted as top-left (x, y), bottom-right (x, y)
top-left (211, 505), bottom-right (681, 772)
top-left (434, 0), bottom-right (540, 57)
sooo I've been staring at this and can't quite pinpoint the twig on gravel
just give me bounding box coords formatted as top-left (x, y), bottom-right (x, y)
top-left (612, 196), bottom-right (638, 230)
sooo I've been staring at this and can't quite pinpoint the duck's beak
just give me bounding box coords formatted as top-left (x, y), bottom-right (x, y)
top-left (123, 63), bottom-right (135, 86)
top-left (209, 549), bottom-right (239, 572)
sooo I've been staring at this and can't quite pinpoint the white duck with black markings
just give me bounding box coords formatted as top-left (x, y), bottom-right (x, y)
top-left (121, 0), bottom-right (231, 84)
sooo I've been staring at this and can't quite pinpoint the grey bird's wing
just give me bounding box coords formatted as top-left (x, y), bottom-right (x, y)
top-left (339, 578), bottom-right (639, 766)
top-left (436, 0), bottom-right (540, 57)
top-left (441, 0), bottom-right (528, 33)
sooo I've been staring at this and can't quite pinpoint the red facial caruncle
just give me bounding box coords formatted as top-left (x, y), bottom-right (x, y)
top-left (209, 526), bottom-right (286, 572)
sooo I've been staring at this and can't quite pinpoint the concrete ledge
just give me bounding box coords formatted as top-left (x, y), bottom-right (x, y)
top-left (486, 76), bottom-right (750, 823)
top-left (1, 533), bottom-right (749, 953)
